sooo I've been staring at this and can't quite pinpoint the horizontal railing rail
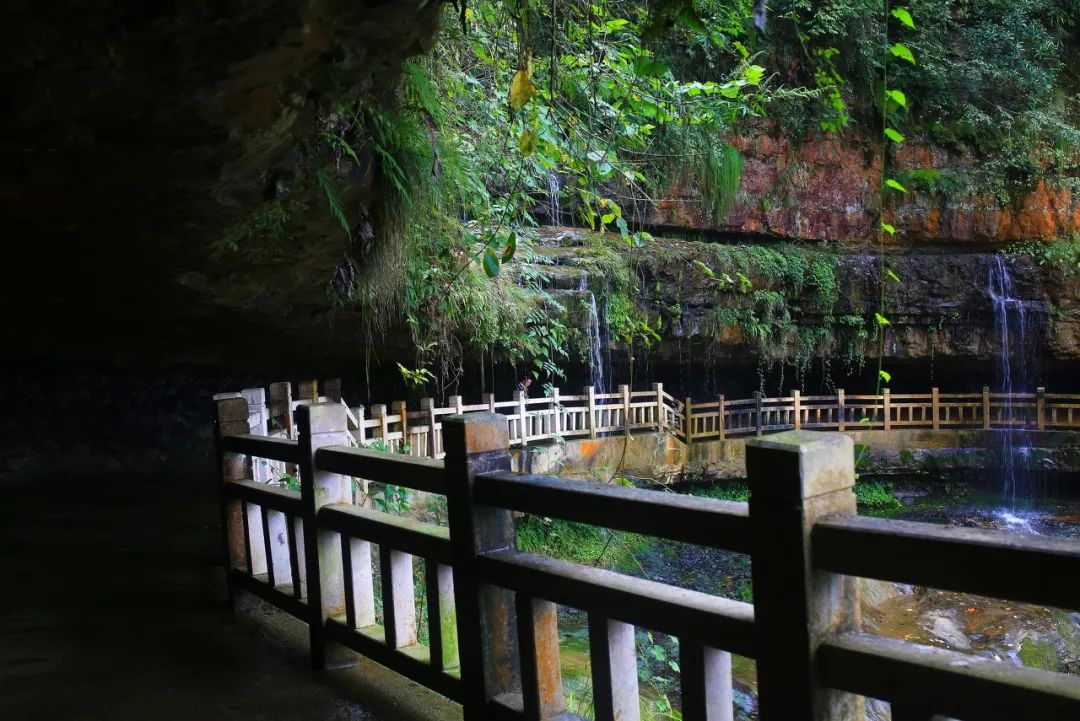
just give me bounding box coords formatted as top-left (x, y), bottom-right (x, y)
top-left (813, 515), bottom-right (1080, 610)
top-left (819, 632), bottom-right (1080, 721)
top-left (476, 548), bottom-right (758, 657)
top-left (475, 471), bottom-right (751, 552)
top-left (214, 395), bottom-right (1080, 721)
top-left (315, 446), bottom-right (447, 494)
top-left (220, 433), bottom-right (302, 463)
top-left (215, 408), bottom-right (308, 623)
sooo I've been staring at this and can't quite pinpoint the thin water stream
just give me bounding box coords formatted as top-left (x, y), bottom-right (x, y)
top-left (987, 255), bottom-right (1048, 503)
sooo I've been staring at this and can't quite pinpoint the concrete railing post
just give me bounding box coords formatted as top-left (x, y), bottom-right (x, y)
top-left (882, 388), bottom-right (891, 431)
top-left (215, 395), bottom-right (253, 599)
top-left (836, 389), bottom-right (845, 432)
top-left (620, 384), bottom-right (631, 431)
top-left (983, 387), bottom-right (991, 429)
top-left (393, 400), bottom-right (409, 453)
top-left (931, 387), bottom-right (940, 430)
top-left (451, 395), bottom-right (464, 415)
top-left (323, 378), bottom-right (343, 403)
top-left (443, 413), bottom-right (520, 721)
top-left (792, 389), bottom-right (802, 430)
top-left (354, 405), bottom-right (366, 444)
top-left (483, 392), bottom-right (496, 413)
top-left (371, 404), bottom-right (388, 445)
top-left (296, 403), bottom-right (353, 670)
top-left (242, 388), bottom-right (269, 480)
top-left (754, 391), bottom-right (763, 437)
top-left (552, 387), bottom-right (562, 437)
top-left (684, 397), bottom-right (694, 448)
top-left (746, 431), bottom-right (862, 721)
top-left (653, 382), bottom-right (664, 431)
top-left (269, 381), bottom-right (293, 437)
top-left (718, 394), bottom-right (726, 441)
top-left (421, 398), bottom-right (438, 457)
top-left (299, 379), bottom-right (319, 403)
top-left (587, 387), bottom-right (597, 438)
top-left (1037, 387), bottom-right (1046, 430)
top-left (515, 391), bottom-right (528, 447)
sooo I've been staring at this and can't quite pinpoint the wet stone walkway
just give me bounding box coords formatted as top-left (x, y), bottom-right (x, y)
top-left (0, 456), bottom-right (449, 721)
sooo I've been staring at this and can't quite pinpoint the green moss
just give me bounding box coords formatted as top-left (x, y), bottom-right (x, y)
top-left (854, 480), bottom-right (902, 510)
top-left (690, 481), bottom-right (750, 502)
top-left (1019, 637), bottom-right (1060, 672)
top-left (516, 516), bottom-right (648, 571)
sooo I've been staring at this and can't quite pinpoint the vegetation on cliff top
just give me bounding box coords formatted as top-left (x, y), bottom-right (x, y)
top-left (291, 0), bottom-right (1077, 395)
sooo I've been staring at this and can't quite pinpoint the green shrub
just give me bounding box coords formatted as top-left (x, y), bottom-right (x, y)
top-left (854, 480), bottom-right (903, 509)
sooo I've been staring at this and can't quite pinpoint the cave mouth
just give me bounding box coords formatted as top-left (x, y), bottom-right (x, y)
top-left (5, 0), bottom-right (1080, 718)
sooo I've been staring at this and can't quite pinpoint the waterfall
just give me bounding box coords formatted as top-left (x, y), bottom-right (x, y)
top-left (547, 171), bottom-right (561, 225)
top-left (987, 256), bottom-right (1046, 502)
top-left (579, 277), bottom-right (605, 392)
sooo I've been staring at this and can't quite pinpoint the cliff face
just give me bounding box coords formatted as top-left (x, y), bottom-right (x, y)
top-left (2, 0), bottom-right (441, 369)
top-left (4, 5), bottom-right (1077, 381)
top-left (532, 228), bottom-right (1080, 394)
top-left (643, 134), bottom-right (1080, 246)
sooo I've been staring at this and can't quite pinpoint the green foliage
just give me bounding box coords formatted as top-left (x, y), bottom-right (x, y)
top-left (217, 200), bottom-right (295, 254)
top-left (771, 0), bottom-right (1080, 198)
top-left (690, 481), bottom-right (750, 502)
top-left (854, 480), bottom-right (903, 509)
top-left (515, 516), bottom-right (647, 570)
top-left (397, 363), bottom-right (437, 390)
top-left (697, 140), bottom-right (745, 223)
top-left (897, 168), bottom-right (966, 196)
top-left (1006, 236), bottom-right (1080, 277)
top-left (316, 169), bottom-right (351, 237)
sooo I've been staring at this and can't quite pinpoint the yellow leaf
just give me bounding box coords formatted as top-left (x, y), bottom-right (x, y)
top-left (518, 128), bottom-right (537, 156)
top-left (509, 53), bottom-right (537, 110)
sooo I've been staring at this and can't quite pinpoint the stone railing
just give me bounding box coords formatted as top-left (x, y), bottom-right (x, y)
top-left (217, 380), bottom-right (1080, 463)
top-left (214, 398), bottom-right (1080, 721)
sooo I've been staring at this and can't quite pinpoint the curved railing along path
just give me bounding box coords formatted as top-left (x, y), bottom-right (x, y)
top-left (219, 381), bottom-right (1079, 461)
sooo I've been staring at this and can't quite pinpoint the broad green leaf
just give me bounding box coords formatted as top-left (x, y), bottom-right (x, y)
top-left (885, 268), bottom-right (901, 283)
top-left (890, 43), bottom-right (916, 65)
top-left (875, 312), bottom-right (891, 326)
top-left (879, 369), bottom-right (892, 383)
top-left (881, 222), bottom-right (896, 235)
top-left (483, 248), bottom-right (500, 278)
top-left (891, 7), bottom-right (916, 29)
top-left (744, 65), bottom-right (765, 86)
top-left (692, 260), bottom-right (715, 278)
top-left (886, 89), bottom-right (908, 108)
top-left (733, 41), bottom-right (750, 59)
top-left (601, 212), bottom-right (616, 224)
top-left (509, 64), bottom-right (537, 110)
top-left (719, 81), bottom-right (741, 98)
top-left (884, 127), bottom-right (905, 143)
top-left (518, 128), bottom-right (537, 156)
top-left (502, 232), bottom-right (517, 263)
top-left (885, 178), bottom-right (909, 193)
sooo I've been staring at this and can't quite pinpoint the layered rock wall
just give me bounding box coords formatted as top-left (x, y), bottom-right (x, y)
top-left (643, 134), bottom-right (1080, 245)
